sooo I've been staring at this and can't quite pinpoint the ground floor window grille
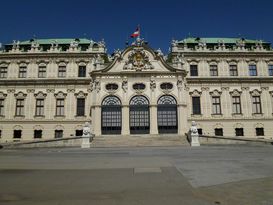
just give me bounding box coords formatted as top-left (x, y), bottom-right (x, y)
top-left (215, 128), bottom-right (223, 136)
top-left (34, 130), bottom-right (42, 139)
top-left (13, 130), bottom-right (22, 138)
top-left (235, 128), bottom-right (244, 136)
top-left (256, 128), bottom-right (264, 136)
top-left (55, 130), bottom-right (63, 138)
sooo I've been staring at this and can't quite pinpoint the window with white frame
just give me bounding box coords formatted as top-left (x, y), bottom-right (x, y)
top-left (58, 65), bottom-right (66, 78)
top-left (210, 65), bottom-right (218, 76)
top-left (38, 65), bottom-right (47, 78)
top-left (0, 99), bottom-right (4, 116)
top-left (232, 96), bottom-right (242, 114)
top-left (212, 96), bottom-right (221, 114)
top-left (229, 65), bottom-right (238, 76)
top-left (56, 99), bottom-right (65, 116)
top-left (268, 65), bottom-right (273, 76)
top-left (19, 66), bottom-right (27, 78)
top-left (35, 99), bottom-right (44, 116)
top-left (0, 66), bottom-right (8, 78)
top-left (15, 99), bottom-right (24, 116)
top-left (252, 96), bottom-right (262, 114)
top-left (249, 64), bottom-right (257, 76)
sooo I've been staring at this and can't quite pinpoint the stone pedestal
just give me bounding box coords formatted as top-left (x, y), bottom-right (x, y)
top-left (81, 136), bottom-right (91, 148)
top-left (191, 133), bottom-right (200, 146)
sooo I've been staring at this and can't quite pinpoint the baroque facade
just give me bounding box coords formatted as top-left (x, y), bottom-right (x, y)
top-left (0, 37), bottom-right (273, 142)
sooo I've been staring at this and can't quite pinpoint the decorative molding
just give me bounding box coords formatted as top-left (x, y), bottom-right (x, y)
top-left (229, 89), bottom-right (242, 96)
top-left (14, 91), bottom-right (27, 98)
top-left (261, 87), bottom-right (269, 91)
top-left (221, 87), bottom-right (229, 91)
top-left (241, 87), bottom-right (250, 91)
top-left (150, 76), bottom-right (156, 91)
top-left (67, 89), bottom-right (75, 93)
top-left (7, 89), bottom-right (15, 93)
top-left (74, 91), bottom-right (88, 98)
top-left (250, 89), bottom-right (262, 96)
top-left (201, 87), bottom-right (209, 91)
top-left (34, 91), bottom-right (47, 98)
top-left (46, 89), bottom-right (55, 93)
top-left (54, 91), bottom-right (67, 98)
top-left (189, 89), bottom-right (202, 96)
top-left (209, 89), bottom-right (222, 96)
top-left (27, 89), bottom-right (35, 93)
top-left (0, 92), bottom-right (7, 98)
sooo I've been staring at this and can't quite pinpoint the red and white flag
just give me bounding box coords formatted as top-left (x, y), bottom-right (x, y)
top-left (130, 26), bottom-right (140, 38)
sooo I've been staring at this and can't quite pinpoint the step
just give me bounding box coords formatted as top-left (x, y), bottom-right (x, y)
top-left (91, 134), bottom-right (189, 147)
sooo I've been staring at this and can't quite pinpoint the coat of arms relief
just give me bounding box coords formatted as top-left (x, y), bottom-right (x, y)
top-left (123, 47), bottom-right (154, 71)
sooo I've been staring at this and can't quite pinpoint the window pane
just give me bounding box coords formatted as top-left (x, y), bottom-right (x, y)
top-left (77, 98), bottom-right (85, 116)
top-left (190, 65), bottom-right (198, 76)
top-left (192, 97), bottom-right (201, 114)
top-left (78, 66), bottom-right (86, 77)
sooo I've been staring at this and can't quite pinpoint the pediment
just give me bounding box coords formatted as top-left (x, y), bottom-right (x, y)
top-left (91, 45), bottom-right (185, 75)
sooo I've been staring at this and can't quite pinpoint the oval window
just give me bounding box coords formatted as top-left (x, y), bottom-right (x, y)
top-left (133, 83), bottom-right (146, 90)
top-left (160, 83), bottom-right (173, 90)
top-left (106, 83), bottom-right (118, 91)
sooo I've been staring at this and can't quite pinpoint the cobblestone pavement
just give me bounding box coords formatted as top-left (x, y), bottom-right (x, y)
top-left (0, 145), bottom-right (272, 205)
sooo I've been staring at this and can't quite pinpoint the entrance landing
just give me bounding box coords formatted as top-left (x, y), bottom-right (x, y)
top-left (91, 134), bottom-right (189, 147)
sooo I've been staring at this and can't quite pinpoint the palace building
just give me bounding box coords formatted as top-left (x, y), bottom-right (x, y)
top-left (0, 37), bottom-right (273, 142)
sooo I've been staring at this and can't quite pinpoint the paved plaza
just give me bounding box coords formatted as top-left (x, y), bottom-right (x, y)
top-left (0, 144), bottom-right (273, 205)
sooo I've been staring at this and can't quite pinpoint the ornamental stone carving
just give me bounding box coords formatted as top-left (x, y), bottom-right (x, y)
top-left (75, 91), bottom-right (88, 98)
top-left (229, 89), bottom-right (242, 96)
top-left (150, 76), bottom-right (156, 91)
top-left (54, 91), bottom-right (67, 98)
top-left (123, 47), bottom-right (154, 71)
top-left (177, 76), bottom-right (183, 91)
top-left (122, 78), bottom-right (128, 92)
top-left (34, 91), bottom-right (47, 98)
top-left (0, 92), bottom-right (7, 98)
top-left (94, 79), bottom-right (101, 92)
top-left (209, 89), bottom-right (222, 96)
top-left (14, 92), bottom-right (27, 98)
top-left (46, 89), bottom-right (55, 93)
top-left (27, 89), bottom-right (35, 93)
top-left (250, 89), bottom-right (262, 96)
top-left (189, 90), bottom-right (202, 97)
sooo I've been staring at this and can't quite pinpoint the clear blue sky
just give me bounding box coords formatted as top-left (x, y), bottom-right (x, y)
top-left (1, 0), bottom-right (273, 53)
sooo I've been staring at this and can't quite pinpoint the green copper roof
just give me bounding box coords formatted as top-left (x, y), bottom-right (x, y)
top-left (178, 37), bottom-right (269, 44)
top-left (8, 38), bottom-right (92, 45)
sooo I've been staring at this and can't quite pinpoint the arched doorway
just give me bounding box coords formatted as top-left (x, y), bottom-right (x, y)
top-left (157, 95), bottom-right (178, 134)
top-left (101, 96), bottom-right (122, 135)
top-left (130, 95), bottom-right (150, 134)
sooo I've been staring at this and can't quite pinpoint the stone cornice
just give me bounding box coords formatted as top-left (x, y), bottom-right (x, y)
top-left (0, 78), bottom-right (90, 86)
top-left (186, 77), bottom-right (273, 84)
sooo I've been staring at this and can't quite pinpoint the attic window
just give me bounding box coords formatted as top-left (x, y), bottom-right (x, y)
top-left (106, 83), bottom-right (118, 91)
top-left (133, 83), bottom-right (145, 90)
top-left (160, 83), bottom-right (173, 90)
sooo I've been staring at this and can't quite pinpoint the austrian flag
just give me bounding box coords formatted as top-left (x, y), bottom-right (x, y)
top-left (130, 27), bottom-right (140, 38)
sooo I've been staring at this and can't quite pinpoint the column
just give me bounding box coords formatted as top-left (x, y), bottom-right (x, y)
top-left (177, 104), bottom-right (187, 135)
top-left (121, 105), bottom-right (130, 135)
top-left (261, 87), bottom-right (270, 117)
top-left (93, 106), bottom-right (101, 136)
top-left (241, 87), bottom-right (251, 117)
top-left (150, 104), bottom-right (158, 135)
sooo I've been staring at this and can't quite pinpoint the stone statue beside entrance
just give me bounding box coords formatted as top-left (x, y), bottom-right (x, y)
top-left (190, 121), bottom-right (200, 146)
top-left (81, 122), bottom-right (93, 148)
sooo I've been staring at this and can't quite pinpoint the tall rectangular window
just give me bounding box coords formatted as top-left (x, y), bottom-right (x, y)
top-left (232, 96), bottom-right (242, 114)
top-left (252, 96), bottom-right (262, 114)
top-left (15, 99), bottom-right (24, 116)
top-left (78, 66), bottom-right (86, 77)
top-left (19, 66), bottom-right (27, 78)
top-left (229, 65), bottom-right (238, 76)
top-left (249, 65), bottom-right (257, 76)
top-left (76, 98), bottom-right (85, 116)
top-left (235, 128), bottom-right (244, 136)
top-left (268, 65), bottom-right (273, 76)
top-left (192, 96), bottom-right (201, 114)
top-left (55, 130), bottom-right (63, 138)
top-left (212, 96), bottom-right (221, 114)
top-left (35, 99), bottom-right (44, 116)
top-left (58, 66), bottom-right (66, 78)
top-left (0, 99), bottom-right (4, 116)
top-left (56, 99), bottom-right (65, 116)
top-left (190, 65), bottom-right (198, 76)
top-left (0, 66), bottom-right (8, 78)
top-left (210, 65), bottom-right (218, 76)
top-left (38, 65), bottom-right (46, 78)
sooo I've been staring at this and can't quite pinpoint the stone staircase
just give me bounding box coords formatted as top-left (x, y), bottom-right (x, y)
top-left (90, 134), bottom-right (189, 147)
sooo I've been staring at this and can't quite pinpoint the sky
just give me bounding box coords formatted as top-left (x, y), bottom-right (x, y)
top-left (0, 0), bottom-right (273, 53)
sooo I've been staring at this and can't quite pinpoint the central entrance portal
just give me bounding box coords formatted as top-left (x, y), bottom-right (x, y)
top-left (101, 96), bottom-right (122, 135)
top-left (129, 95), bottom-right (150, 134)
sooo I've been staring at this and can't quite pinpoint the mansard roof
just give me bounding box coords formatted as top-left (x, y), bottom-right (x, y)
top-left (178, 37), bottom-right (270, 45)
